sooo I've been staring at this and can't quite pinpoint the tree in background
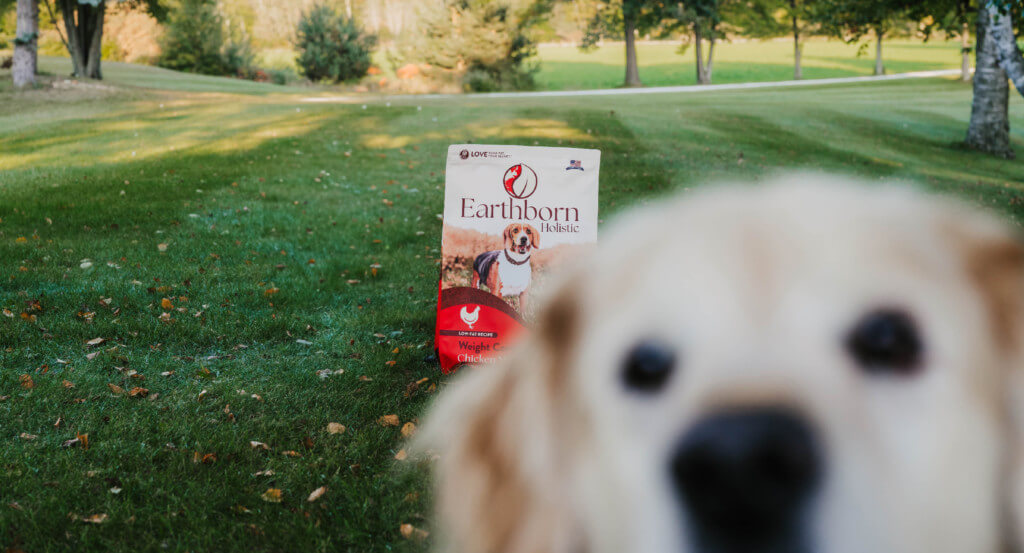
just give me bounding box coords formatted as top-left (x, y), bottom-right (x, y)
top-left (964, 0), bottom-right (1023, 158)
top-left (400, 0), bottom-right (552, 92)
top-left (295, 4), bottom-right (375, 83)
top-left (41, 0), bottom-right (164, 79)
top-left (157, 0), bottom-right (253, 76)
top-left (13, 0), bottom-right (37, 87)
top-left (582, 0), bottom-right (663, 87)
top-left (732, 0), bottom-right (822, 79)
top-left (814, 0), bottom-right (910, 75)
top-left (910, 0), bottom-right (974, 80)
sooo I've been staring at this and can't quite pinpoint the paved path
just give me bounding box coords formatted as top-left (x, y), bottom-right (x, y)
top-left (301, 69), bottom-right (963, 103)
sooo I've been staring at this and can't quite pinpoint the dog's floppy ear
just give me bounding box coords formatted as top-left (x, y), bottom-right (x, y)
top-left (526, 224), bottom-right (540, 249)
top-left (415, 289), bottom-right (583, 553)
top-left (948, 212), bottom-right (1024, 550)
top-left (503, 224), bottom-right (515, 250)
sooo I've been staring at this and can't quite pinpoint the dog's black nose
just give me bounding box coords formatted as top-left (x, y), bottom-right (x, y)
top-left (519, 236), bottom-right (528, 245)
top-left (671, 408), bottom-right (821, 547)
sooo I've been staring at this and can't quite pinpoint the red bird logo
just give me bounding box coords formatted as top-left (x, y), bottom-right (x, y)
top-left (504, 164), bottom-right (523, 195)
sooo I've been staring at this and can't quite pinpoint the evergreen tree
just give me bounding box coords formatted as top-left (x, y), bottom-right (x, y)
top-left (400, 0), bottom-right (552, 92)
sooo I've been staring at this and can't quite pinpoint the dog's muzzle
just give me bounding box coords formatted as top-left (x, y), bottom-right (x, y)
top-left (670, 407), bottom-right (821, 552)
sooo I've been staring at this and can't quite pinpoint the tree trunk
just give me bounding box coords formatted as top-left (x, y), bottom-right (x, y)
top-left (694, 25), bottom-right (704, 83)
top-left (874, 27), bottom-right (884, 76)
top-left (705, 33), bottom-right (715, 83)
top-left (985, 2), bottom-right (1024, 98)
top-left (961, 21), bottom-right (971, 81)
top-left (793, 15), bottom-right (802, 80)
top-left (58, 0), bottom-right (105, 79)
top-left (623, 10), bottom-right (641, 87)
top-left (12, 0), bottom-right (38, 88)
top-left (83, 2), bottom-right (105, 79)
top-left (965, 4), bottom-right (1013, 158)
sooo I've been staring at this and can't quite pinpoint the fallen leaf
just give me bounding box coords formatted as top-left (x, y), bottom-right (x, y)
top-left (254, 469), bottom-right (275, 477)
top-left (400, 523), bottom-right (429, 540)
top-left (249, 441), bottom-right (270, 450)
top-left (378, 414), bottom-right (400, 427)
top-left (198, 389), bottom-right (208, 401)
top-left (261, 488), bottom-right (283, 503)
top-left (81, 513), bottom-right (108, 524)
top-left (157, 243), bottom-right (168, 252)
top-left (306, 486), bottom-right (327, 502)
top-left (78, 433), bottom-right (89, 450)
top-left (161, 298), bottom-right (174, 309)
top-left (86, 337), bottom-right (105, 346)
top-left (19, 432), bottom-right (37, 440)
top-left (86, 351), bottom-right (100, 360)
top-left (128, 387), bottom-right (149, 398)
top-left (108, 383), bottom-right (124, 395)
top-left (62, 437), bottom-right (81, 448)
top-left (62, 380), bottom-right (75, 388)
top-left (394, 449), bottom-right (408, 461)
top-left (264, 287), bottom-right (279, 296)
top-left (400, 422), bottom-right (417, 439)
top-left (19, 374), bottom-right (34, 389)
top-left (281, 450), bottom-right (301, 458)
top-left (2, 308), bottom-right (13, 317)
top-left (326, 422), bottom-right (346, 435)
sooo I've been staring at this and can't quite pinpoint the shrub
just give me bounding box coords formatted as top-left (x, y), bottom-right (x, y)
top-left (158, 0), bottom-right (254, 77)
top-left (295, 5), bottom-right (375, 83)
top-left (400, 0), bottom-right (546, 93)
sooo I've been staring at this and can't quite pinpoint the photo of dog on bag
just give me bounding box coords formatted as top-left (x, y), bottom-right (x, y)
top-left (471, 223), bottom-right (540, 313)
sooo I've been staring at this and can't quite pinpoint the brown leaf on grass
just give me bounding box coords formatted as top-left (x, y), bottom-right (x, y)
top-left (54, 416), bottom-right (63, 428)
top-left (128, 387), bottom-right (149, 398)
top-left (62, 380), bottom-right (75, 388)
top-left (157, 243), bottom-right (168, 252)
top-left (400, 422), bottom-right (417, 439)
top-left (108, 383), bottom-right (125, 395)
top-left (78, 433), bottom-right (89, 450)
top-left (62, 437), bottom-right (81, 448)
top-left (86, 337), bottom-right (105, 346)
top-left (326, 422), bottom-right (346, 435)
top-left (281, 450), bottom-right (301, 458)
top-left (264, 287), bottom-right (279, 297)
top-left (19, 374), bottom-right (33, 389)
top-left (161, 298), bottom-right (174, 310)
top-left (399, 523), bottom-right (429, 540)
top-left (302, 436), bottom-right (314, 450)
top-left (249, 441), bottom-right (270, 450)
top-left (19, 432), bottom-right (37, 440)
top-left (198, 390), bottom-right (208, 401)
top-left (2, 308), bottom-right (13, 317)
top-left (261, 488), bottom-right (283, 503)
top-left (378, 414), bottom-right (400, 427)
top-left (306, 486), bottom-right (327, 502)
top-left (394, 449), bottom-right (408, 461)
top-left (86, 351), bottom-right (100, 360)
top-left (81, 513), bottom-right (108, 524)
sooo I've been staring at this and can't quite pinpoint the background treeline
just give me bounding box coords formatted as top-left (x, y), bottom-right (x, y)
top-left (0, 0), bottom-right (1008, 91)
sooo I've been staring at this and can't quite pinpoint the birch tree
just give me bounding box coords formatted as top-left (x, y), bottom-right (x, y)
top-left (965, 1), bottom-right (1023, 158)
top-left (12, 0), bottom-right (37, 87)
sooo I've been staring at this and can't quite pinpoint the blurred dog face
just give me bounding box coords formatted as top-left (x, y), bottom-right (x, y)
top-left (505, 223), bottom-right (539, 255)
top-left (420, 176), bottom-right (1024, 553)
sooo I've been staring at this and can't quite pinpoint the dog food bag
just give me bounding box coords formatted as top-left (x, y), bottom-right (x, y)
top-left (436, 144), bottom-right (600, 372)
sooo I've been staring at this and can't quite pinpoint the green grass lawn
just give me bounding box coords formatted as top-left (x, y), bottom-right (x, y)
top-left (1, 58), bottom-right (1023, 553)
top-left (535, 38), bottom-right (963, 90)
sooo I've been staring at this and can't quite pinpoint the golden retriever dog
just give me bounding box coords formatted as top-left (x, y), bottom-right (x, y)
top-left (417, 175), bottom-right (1024, 553)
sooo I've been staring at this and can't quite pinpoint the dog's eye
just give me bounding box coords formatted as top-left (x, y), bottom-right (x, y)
top-left (846, 309), bottom-right (922, 375)
top-left (622, 341), bottom-right (676, 392)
